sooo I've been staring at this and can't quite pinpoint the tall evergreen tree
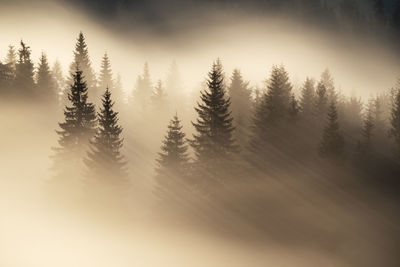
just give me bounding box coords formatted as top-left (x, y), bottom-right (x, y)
top-left (85, 88), bottom-right (127, 183)
top-left (359, 99), bottom-right (375, 153)
top-left (299, 77), bottom-right (316, 119)
top-left (314, 81), bottom-right (329, 121)
top-left (320, 69), bottom-right (336, 103)
top-left (52, 70), bottom-right (97, 186)
top-left (151, 80), bottom-right (168, 112)
top-left (36, 52), bottom-right (57, 103)
top-left (14, 40), bottom-right (35, 96)
top-left (98, 52), bottom-right (113, 92)
top-left (390, 87), bottom-right (400, 160)
top-left (132, 62), bottom-right (152, 111)
top-left (319, 100), bottom-right (345, 158)
top-left (156, 114), bottom-right (189, 180)
top-left (5, 45), bottom-right (17, 74)
top-left (249, 65), bottom-right (293, 158)
top-left (190, 60), bottom-right (236, 176)
top-left (69, 32), bottom-right (97, 101)
top-left (228, 69), bottom-right (252, 149)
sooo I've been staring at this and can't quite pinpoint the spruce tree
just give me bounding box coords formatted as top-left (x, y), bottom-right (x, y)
top-left (85, 88), bottom-right (127, 182)
top-left (132, 62), bottom-right (152, 111)
top-left (14, 40), bottom-right (35, 96)
top-left (156, 114), bottom-right (189, 181)
top-left (69, 32), bottom-right (97, 101)
top-left (36, 52), bottom-right (57, 103)
top-left (190, 60), bottom-right (236, 176)
top-left (0, 61), bottom-right (14, 95)
top-left (299, 77), bottom-right (315, 118)
top-left (151, 80), bottom-right (168, 112)
top-left (52, 70), bottom-right (96, 184)
top-left (390, 87), bottom-right (400, 160)
top-left (228, 69), bottom-right (252, 149)
top-left (314, 81), bottom-right (328, 121)
top-left (249, 65), bottom-right (293, 157)
top-left (320, 69), bottom-right (336, 103)
top-left (5, 45), bottom-right (17, 74)
top-left (319, 100), bottom-right (345, 158)
top-left (98, 52), bottom-right (113, 92)
top-left (359, 99), bottom-right (375, 153)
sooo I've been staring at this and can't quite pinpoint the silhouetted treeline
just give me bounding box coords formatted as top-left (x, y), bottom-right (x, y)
top-left (1, 32), bottom-right (400, 225)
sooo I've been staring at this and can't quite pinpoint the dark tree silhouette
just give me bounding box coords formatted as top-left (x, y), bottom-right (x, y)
top-left (85, 88), bottom-right (127, 183)
top-left (249, 65), bottom-right (293, 159)
top-left (155, 114), bottom-right (189, 201)
top-left (14, 40), bottom-right (35, 96)
top-left (190, 60), bottom-right (236, 180)
top-left (228, 69), bottom-right (252, 149)
top-left (69, 32), bottom-right (97, 101)
top-left (319, 100), bottom-right (345, 158)
top-left (52, 70), bottom-right (96, 185)
top-left (36, 52), bottom-right (57, 103)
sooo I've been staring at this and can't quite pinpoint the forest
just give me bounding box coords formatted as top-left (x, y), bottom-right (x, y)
top-left (1, 0), bottom-right (400, 267)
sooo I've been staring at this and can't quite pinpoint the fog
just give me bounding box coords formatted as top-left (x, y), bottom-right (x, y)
top-left (1, 1), bottom-right (400, 267)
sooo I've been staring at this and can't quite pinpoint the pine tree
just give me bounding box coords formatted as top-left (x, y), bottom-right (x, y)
top-left (85, 88), bottom-right (127, 182)
top-left (0, 61), bottom-right (14, 95)
top-left (14, 40), bottom-right (35, 96)
top-left (151, 80), bottom-right (168, 111)
top-left (319, 100), bottom-right (345, 158)
top-left (249, 65), bottom-right (293, 157)
top-left (390, 87), bottom-right (400, 160)
top-left (52, 70), bottom-right (97, 184)
top-left (155, 114), bottom-right (191, 206)
top-left (132, 62), bottom-right (152, 111)
top-left (36, 52), bottom-right (57, 103)
top-left (69, 32), bottom-right (97, 101)
top-left (359, 99), bottom-right (375, 152)
top-left (190, 60), bottom-right (236, 175)
top-left (315, 81), bottom-right (328, 120)
top-left (5, 45), bottom-right (17, 74)
top-left (228, 69), bottom-right (252, 149)
top-left (299, 77), bottom-right (315, 118)
top-left (98, 52), bottom-right (113, 92)
top-left (320, 69), bottom-right (336, 103)
top-left (156, 114), bottom-right (189, 179)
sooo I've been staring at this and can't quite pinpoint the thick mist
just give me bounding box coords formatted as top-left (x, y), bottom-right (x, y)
top-left (1, 1), bottom-right (400, 267)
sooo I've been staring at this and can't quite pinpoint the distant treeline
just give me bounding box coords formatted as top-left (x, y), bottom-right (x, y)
top-left (1, 32), bottom-right (400, 209)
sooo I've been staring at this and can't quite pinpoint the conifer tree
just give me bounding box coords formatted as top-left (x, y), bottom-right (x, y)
top-left (14, 40), bottom-right (35, 96)
top-left (5, 45), bottom-right (17, 74)
top-left (0, 61), bottom-right (14, 95)
top-left (155, 114), bottom-right (190, 205)
top-left (299, 77), bottom-right (315, 118)
top-left (85, 88), bottom-right (127, 182)
top-left (98, 52), bottom-right (113, 92)
top-left (315, 81), bottom-right (328, 120)
top-left (36, 52), bottom-right (57, 103)
top-left (228, 69), bottom-right (252, 149)
top-left (151, 80), bottom-right (168, 111)
top-left (249, 65), bottom-right (293, 157)
top-left (359, 99), bottom-right (375, 152)
top-left (52, 70), bottom-right (97, 183)
top-left (319, 101), bottom-right (345, 158)
top-left (69, 32), bottom-right (97, 101)
top-left (390, 87), bottom-right (400, 160)
top-left (156, 114), bottom-right (189, 179)
top-left (132, 62), bottom-right (152, 111)
top-left (320, 69), bottom-right (336, 103)
top-left (190, 60), bottom-right (236, 173)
